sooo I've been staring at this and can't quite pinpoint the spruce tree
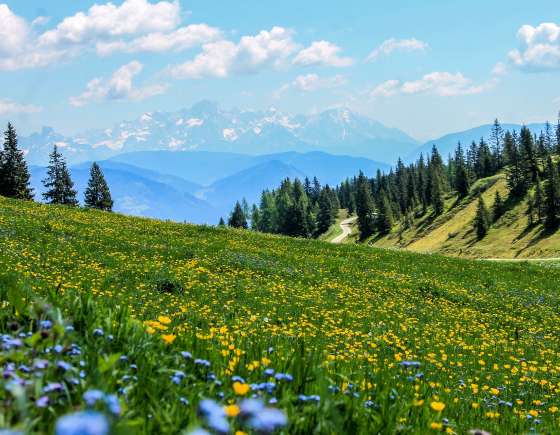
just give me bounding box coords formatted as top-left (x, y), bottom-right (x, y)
top-left (534, 176), bottom-right (545, 223)
top-left (492, 191), bottom-right (505, 222)
top-left (474, 195), bottom-right (490, 240)
top-left (316, 189), bottom-right (334, 235)
top-left (454, 142), bottom-right (470, 198)
top-left (250, 204), bottom-right (260, 231)
top-left (376, 189), bottom-right (393, 234)
top-left (355, 172), bottom-right (376, 239)
top-left (228, 201), bottom-right (248, 229)
top-left (544, 156), bottom-right (560, 229)
top-left (490, 119), bottom-right (504, 170)
top-left (84, 162), bottom-right (113, 211)
top-left (0, 123), bottom-right (33, 200)
top-left (218, 217), bottom-right (225, 226)
top-left (42, 145), bottom-right (78, 206)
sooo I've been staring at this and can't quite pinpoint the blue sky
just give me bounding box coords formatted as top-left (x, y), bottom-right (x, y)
top-left (1, 0), bottom-right (559, 140)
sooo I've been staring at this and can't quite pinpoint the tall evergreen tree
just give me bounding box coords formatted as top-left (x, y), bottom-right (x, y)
top-left (228, 201), bottom-right (248, 229)
top-left (355, 172), bottom-right (376, 239)
top-left (376, 189), bottom-right (393, 234)
top-left (544, 156), bottom-right (560, 229)
top-left (474, 195), bottom-right (490, 240)
top-left (42, 145), bottom-right (78, 206)
top-left (250, 204), bottom-right (261, 231)
top-left (0, 123), bottom-right (33, 200)
top-left (316, 189), bottom-right (334, 235)
top-left (492, 191), bottom-right (505, 222)
top-left (84, 162), bottom-right (113, 211)
top-left (454, 142), bottom-right (470, 198)
top-left (505, 131), bottom-right (526, 197)
top-left (490, 119), bottom-right (504, 170)
top-left (534, 176), bottom-right (545, 223)
top-left (218, 217), bottom-right (225, 226)
top-left (519, 126), bottom-right (539, 183)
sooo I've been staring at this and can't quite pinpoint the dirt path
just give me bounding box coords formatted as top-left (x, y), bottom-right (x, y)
top-left (483, 257), bottom-right (560, 262)
top-left (331, 217), bottom-right (357, 244)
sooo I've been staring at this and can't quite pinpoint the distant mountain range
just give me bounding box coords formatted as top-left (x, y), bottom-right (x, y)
top-left (20, 101), bottom-right (419, 165)
top-left (30, 151), bottom-right (388, 224)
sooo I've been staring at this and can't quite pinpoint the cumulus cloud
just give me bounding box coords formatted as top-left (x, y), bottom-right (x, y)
top-left (293, 41), bottom-right (353, 67)
top-left (169, 27), bottom-right (299, 79)
top-left (508, 22), bottom-right (560, 71)
top-left (69, 61), bottom-right (167, 106)
top-left (95, 24), bottom-right (221, 55)
top-left (0, 4), bottom-right (29, 55)
top-left (0, 1), bottom-right (213, 71)
top-left (0, 99), bottom-right (42, 115)
top-left (276, 73), bottom-right (347, 97)
top-left (38, 0), bottom-right (180, 46)
top-left (370, 72), bottom-right (495, 98)
top-left (367, 38), bottom-right (428, 61)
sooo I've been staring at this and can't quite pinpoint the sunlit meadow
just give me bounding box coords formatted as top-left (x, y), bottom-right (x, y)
top-left (1, 196), bottom-right (560, 434)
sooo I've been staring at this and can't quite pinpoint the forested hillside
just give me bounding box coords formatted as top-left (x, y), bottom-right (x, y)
top-left (239, 118), bottom-right (560, 259)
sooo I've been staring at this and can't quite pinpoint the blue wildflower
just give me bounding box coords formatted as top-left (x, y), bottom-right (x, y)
top-left (105, 394), bottom-right (121, 416)
top-left (181, 351), bottom-right (193, 359)
top-left (40, 320), bottom-right (53, 330)
top-left (36, 396), bottom-right (49, 408)
top-left (194, 359), bottom-right (211, 368)
top-left (43, 382), bottom-right (63, 393)
top-left (83, 390), bottom-right (105, 406)
top-left (92, 329), bottom-right (104, 337)
top-left (56, 361), bottom-right (72, 372)
top-left (55, 411), bottom-right (109, 435)
top-left (247, 408), bottom-right (287, 433)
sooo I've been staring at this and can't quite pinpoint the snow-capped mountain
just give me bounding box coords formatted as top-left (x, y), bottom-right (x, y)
top-left (20, 101), bottom-right (419, 165)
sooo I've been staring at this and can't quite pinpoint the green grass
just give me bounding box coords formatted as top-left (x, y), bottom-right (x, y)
top-left (370, 174), bottom-right (560, 259)
top-left (318, 209), bottom-right (348, 242)
top-left (1, 196), bottom-right (560, 434)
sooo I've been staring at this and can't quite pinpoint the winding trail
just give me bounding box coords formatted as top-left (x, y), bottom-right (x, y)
top-left (331, 216), bottom-right (357, 244)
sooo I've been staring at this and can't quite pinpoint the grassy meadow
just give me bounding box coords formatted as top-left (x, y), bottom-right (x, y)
top-left (1, 196), bottom-right (560, 434)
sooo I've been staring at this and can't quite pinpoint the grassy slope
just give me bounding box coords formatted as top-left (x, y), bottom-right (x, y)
top-left (370, 174), bottom-right (560, 259)
top-left (1, 196), bottom-right (560, 433)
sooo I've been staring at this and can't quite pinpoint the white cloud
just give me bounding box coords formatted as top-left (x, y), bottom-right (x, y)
top-left (39, 0), bottom-right (180, 46)
top-left (369, 79), bottom-right (401, 98)
top-left (273, 73), bottom-right (346, 99)
top-left (0, 4), bottom-right (29, 55)
top-left (370, 72), bottom-right (495, 98)
top-left (293, 73), bottom-right (346, 91)
top-left (0, 99), bottom-right (42, 115)
top-left (492, 61), bottom-right (508, 76)
top-left (169, 27), bottom-right (299, 79)
top-left (367, 38), bottom-right (428, 61)
top-left (293, 40), bottom-right (353, 67)
top-left (95, 24), bottom-right (221, 55)
top-left (69, 61), bottom-right (167, 106)
top-left (31, 16), bottom-right (51, 27)
top-left (508, 22), bottom-right (560, 71)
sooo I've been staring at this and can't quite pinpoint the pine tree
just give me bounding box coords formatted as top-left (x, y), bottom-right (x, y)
top-left (492, 191), bottom-right (505, 222)
top-left (490, 119), bottom-right (504, 170)
top-left (228, 201), bottom-right (248, 229)
top-left (355, 172), bottom-right (376, 239)
top-left (42, 145), bottom-right (78, 206)
top-left (474, 195), bottom-right (490, 239)
top-left (376, 189), bottom-right (393, 234)
top-left (84, 162), bottom-right (113, 211)
top-left (544, 156), bottom-right (560, 229)
top-left (218, 217), bottom-right (225, 226)
top-left (316, 189), bottom-right (334, 235)
top-left (454, 142), bottom-right (470, 198)
top-left (0, 123), bottom-right (33, 200)
top-left (519, 126), bottom-right (539, 183)
top-left (534, 176), bottom-right (545, 223)
top-left (505, 131), bottom-right (526, 197)
top-left (250, 204), bottom-right (260, 231)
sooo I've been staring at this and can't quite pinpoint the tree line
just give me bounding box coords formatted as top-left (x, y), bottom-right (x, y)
top-left (0, 123), bottom-right (113, 211)
top-left (225, 177), bottom-right (340, 238)
top-left (230, 117), bottom-right (560, 241)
